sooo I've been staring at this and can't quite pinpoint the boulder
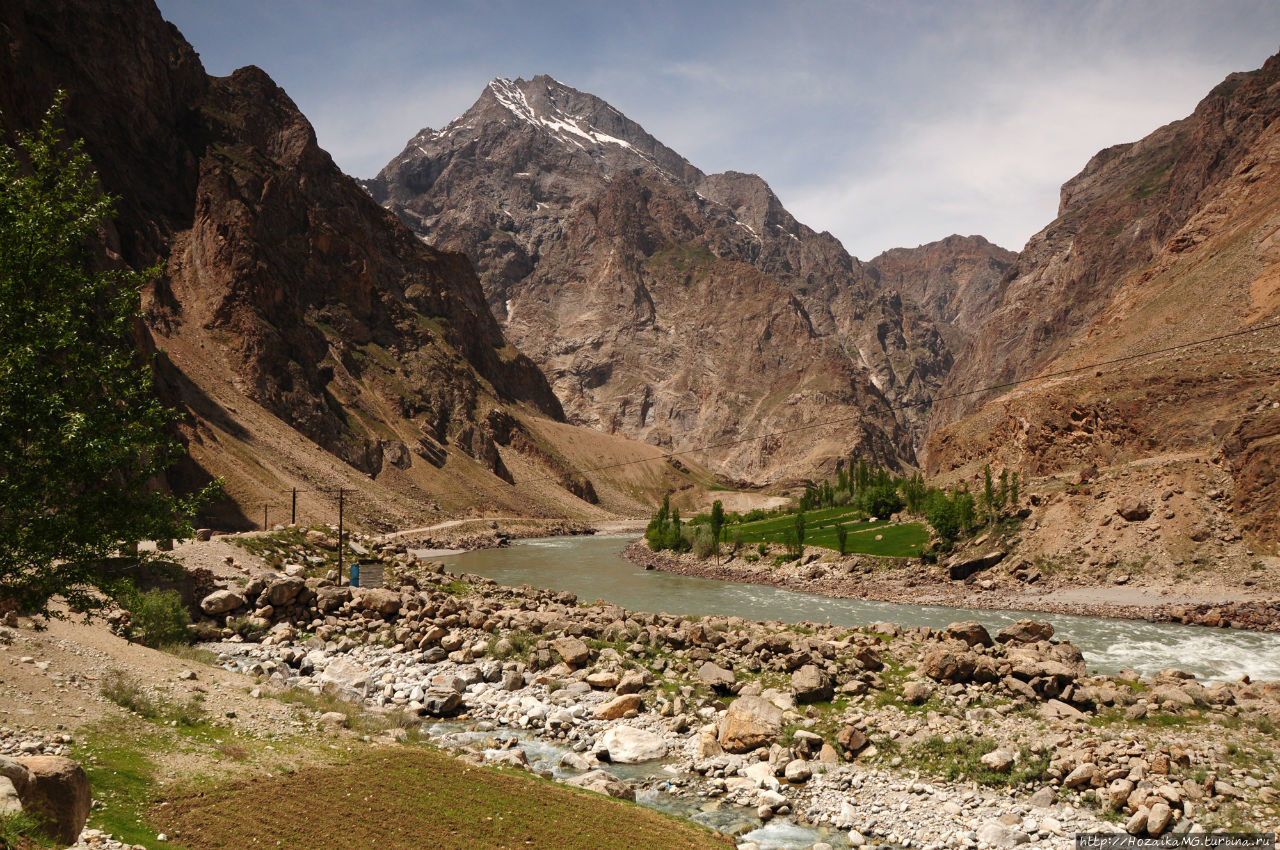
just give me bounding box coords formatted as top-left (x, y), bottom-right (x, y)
top-left (200, 589), bottom-right (246, 615)
top-left (996, 619), bottom-right (1055, 644)
top-left (791, 664), bottom-right (833, 703)
top-left (922, 649), bottom-right (976, 683)
top-left (1002, 676), bottom-right (1038, 701)
top-left (594, 694), bottom-right (643, 720)
top-left (550, 636), bottom-right (592, 668)
top-left (849, 645), bottom-right (883, 671)
top-left (17, 756), bottom-right (91, 845)
top-left (615, 672), bottom-right (646, 695)
top-left (585, 671), bottom-right (620, 690)
top-left (486, 749), bottom-right (530, 769)
top-left (1062, 762), bottom-right (1099, 789)
top-left (352, 587), bottom-right (400, 616)
top-left (976, 821), bottom-right (1030, 848)
top-left (1145, 802), bottom-right (1172, 837)
top-left (783, 759), bottom-right (811, 783)
top-left (318, 711), bottom-right (349, 729)
top-left (947, 550), bottom-right (1007, 581)
top-left (264, 575), bottom-right (306, 606)
top-left (600, 726), bottom-right (667, 763)
top-left (0, 756), bottom-right (31, 797)
top-left (696, 661), bottom-right (736, 691)
top-left (566, 769), bottom-right (632, 799)
top-left (318, 658), bottom-right (370, 697)
top-left (1117, 498), bottom-right (1151, 522)
top-left (790, 729), bottom-right (824, 759)
top-left (836, 725), bottom-right (869, 756)
top-left (0, 776), bottom-right (21, 817)
top-left (980, 749), bottom-right (1015, 773)
top-left (695, 725), bottom-right (723, 760)
top-left (315, 585), bottom-right (351, 613)
top-left (420, 688), bottom-right (463, 717)
top-left (944, 621), bottom-right (994, 647)
top-left (902, 681), bottom-right (934, 705)
top-left (1028, 786), bottom-right (1056, 808)
top-left (718, 695), bottom-right (784, 754)
top-left (1039, 699), bottom-right (1085, 721)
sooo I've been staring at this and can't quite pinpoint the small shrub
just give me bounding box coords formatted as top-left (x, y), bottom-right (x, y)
top-left (692, 525), bottom-right (716, 560)
top-left (100, 669), bottom-right (205, 726)
top-left (122, 588), bottom-right (191, 648)
top-left (756, 542), bottom-right (769, 557)
top-left (101, 669), bottom-right (160, 718)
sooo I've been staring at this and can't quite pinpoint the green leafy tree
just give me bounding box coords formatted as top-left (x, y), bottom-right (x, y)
top-left (862, 484), bottom-right (903, 519)
top-left (793, 511), bottom-right (806, 559)
top-left (0, 99), bottom-right (210, 617)
top-left (709, 499), bottom-right (725, 563)
top-left (981, 465), bottom-right (996, 519)
top-left (835, 523), bottom-right (849, 556)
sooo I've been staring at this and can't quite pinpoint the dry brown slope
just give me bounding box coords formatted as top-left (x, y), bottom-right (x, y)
top-left (928, 52), bottom-right (1280, 556)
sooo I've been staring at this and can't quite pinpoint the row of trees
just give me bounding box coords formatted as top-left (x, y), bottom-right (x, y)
top-left (647, 459), bottom-right (1021, 559)
top-left (799, 457), bottom-right (909, 520)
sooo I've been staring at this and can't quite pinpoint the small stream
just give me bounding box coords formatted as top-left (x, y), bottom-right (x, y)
top-left (425, 721), bottom-right (853, 847)
top-left (433, 535), bottom-right (1280, 681)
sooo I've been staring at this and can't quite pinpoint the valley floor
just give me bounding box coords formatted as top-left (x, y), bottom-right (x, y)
top-left (4, 531), bottom-right (1278, 850)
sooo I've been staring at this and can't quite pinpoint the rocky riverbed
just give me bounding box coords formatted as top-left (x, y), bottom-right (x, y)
top-left (623, 541), bottom-right (1280, 633)
top-left (189, 551), bottom-right (1280, 848)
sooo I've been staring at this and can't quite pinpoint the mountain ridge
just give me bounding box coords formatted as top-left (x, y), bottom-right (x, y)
top-left (367, 75), bottom-right (984, 481)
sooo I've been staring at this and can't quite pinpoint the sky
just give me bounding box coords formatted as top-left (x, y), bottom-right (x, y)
top-left (154, 1), bottom-right (1280, 259)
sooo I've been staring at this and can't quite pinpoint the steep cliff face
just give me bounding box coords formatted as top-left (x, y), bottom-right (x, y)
top-left (928, 54), bottom-right (1280, 550)
top-left (367, 76), bottom-right (953, 481)
top-left (0, 0), bottom-right (677, 528)
top-left (868, 235), bottom-right (1016, 347)
top-left (934, 55), bottom-right (1280, 428)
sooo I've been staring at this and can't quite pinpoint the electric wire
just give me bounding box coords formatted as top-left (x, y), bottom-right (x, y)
top-left (522, 318), bottom-right (1280, 481)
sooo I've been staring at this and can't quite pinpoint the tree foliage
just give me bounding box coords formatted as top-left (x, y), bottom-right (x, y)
top-left (0, 98), bottom-right (210, 617)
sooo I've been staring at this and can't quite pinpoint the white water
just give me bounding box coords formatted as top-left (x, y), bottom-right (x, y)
top-left (441, 535), bottom-right (1280, 682)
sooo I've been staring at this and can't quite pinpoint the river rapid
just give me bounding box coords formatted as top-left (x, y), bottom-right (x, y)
top-left (436, 535), bottom-right (1280, 682)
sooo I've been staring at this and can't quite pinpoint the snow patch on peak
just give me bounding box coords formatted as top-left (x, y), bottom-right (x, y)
top-left (488, 77), bottom-right (645, 158)
top-left (488, 77), bottom-right (537, 124)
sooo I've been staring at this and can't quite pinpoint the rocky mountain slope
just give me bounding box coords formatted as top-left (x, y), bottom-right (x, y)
top-left (928, 52), bottom-right (1280, 555)
top-left (0, 0), bottom-right (709, 529)
top-left (869, 235), bottom-right (1017, 349)
top-left (367, 76), bottom-right (961, 481)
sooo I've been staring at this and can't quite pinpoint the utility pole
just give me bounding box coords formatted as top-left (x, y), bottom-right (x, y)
top-left (337, 488), bottom-right (346, 585)
top-left (291, 488), bottom-right (297, 525)
top-left (263, 503), bottom-right (268, 531)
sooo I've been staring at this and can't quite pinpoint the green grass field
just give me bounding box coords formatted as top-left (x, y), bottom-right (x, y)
top-left (727, 506), bottom-right (929, 557)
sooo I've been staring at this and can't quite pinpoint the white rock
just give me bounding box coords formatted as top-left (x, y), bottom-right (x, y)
top-left (600, 726), bottom-right (667, 764)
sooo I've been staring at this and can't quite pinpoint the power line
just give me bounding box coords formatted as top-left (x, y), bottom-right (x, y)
top-left (518, 318), bottom-right (1280, 481)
